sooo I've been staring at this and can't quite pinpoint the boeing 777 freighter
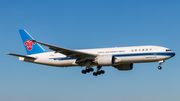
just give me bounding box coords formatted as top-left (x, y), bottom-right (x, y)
top-left (7, 29), bottom-right (175, 76)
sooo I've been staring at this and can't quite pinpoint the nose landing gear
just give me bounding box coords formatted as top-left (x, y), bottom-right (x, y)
top-left (158, 60), bottom-right (164, 70)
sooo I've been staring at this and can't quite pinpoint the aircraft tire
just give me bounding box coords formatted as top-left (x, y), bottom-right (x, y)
top-left (100, 70), bottom-right (105, 74)
top-left (90, 68), bottom-right (94, 72)
top-left (86, 69), bottom-right (90, 73)
top-left (93, 72), bottom-right (98, 76)
top-left (82, 70), bottom-right (86, 74)
top-left (158, 66), bottom-right (162, 70)
top-left (97, 71), bottom-right (101, 75)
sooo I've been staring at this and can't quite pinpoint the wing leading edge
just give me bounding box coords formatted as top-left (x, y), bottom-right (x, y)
top-left (29, 40), bottom-right (97, 59)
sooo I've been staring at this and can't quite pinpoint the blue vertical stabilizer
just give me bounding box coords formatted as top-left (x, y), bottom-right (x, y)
top-left (19, 29), bottom-right (45, 55)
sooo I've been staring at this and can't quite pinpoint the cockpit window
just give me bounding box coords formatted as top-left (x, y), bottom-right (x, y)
top-left (166, 49), bottom-right (172, 52)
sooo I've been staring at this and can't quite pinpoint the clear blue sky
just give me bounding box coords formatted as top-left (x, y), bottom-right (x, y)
top-left (1, 0), bottom-right (180, 101)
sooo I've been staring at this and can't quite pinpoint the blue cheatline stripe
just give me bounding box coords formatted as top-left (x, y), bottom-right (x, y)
top-left (49, 52), bottom-right (175, 61)
top-left (114, 52), bottom-right (175, 57)
top-left (50, 57), bottom-right (76, 60)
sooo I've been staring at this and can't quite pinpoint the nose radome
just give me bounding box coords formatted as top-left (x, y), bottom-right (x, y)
top-left (172, 52), bottom-right (175, 57)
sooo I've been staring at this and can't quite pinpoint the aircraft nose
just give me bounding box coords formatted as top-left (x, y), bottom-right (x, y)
top-left (171, 52), bottom-right (175, 57)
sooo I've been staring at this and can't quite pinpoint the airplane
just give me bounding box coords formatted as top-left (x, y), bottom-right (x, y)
top-left (7, 29), bottom-right (175, 76)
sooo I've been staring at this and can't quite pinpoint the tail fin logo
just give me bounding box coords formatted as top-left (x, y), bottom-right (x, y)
top-left (24, 40), bottom-right (35, 51)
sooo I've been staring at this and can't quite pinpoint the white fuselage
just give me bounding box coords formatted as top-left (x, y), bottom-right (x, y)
top-left (19, 45), bottom-right (175, 67)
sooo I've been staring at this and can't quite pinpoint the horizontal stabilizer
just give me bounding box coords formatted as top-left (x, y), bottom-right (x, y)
top-left (6, 53), bottom-right (36, 59)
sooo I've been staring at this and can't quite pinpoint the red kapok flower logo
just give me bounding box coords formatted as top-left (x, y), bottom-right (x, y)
top-left (25, 40), bottom-right (35, 51)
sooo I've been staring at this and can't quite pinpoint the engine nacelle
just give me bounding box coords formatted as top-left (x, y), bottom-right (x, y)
top-left (114, 63), bottom-right (133, 70)
top-left (95, 55), bottom-right (115, 66)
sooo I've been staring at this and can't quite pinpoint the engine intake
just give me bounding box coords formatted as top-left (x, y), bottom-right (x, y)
top-left (95, 55), bottom-right (115, 66)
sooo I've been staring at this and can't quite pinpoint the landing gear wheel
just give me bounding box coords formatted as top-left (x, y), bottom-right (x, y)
top-left (92, 66), bottom-right (106, 76)
top-left (100, 70), bottom-right (105, 74)
top-left (97, 71), bottom-right (101, 75)
top-left (89, 68), bottom-right (94, 72)
top-left (93, 72), bottom-right (98, 76)
top-left (86, 69), bottom-right (90, 73)
top-left (82, 70), bottom-right (86, 74)
top-left (158, 66), bottom-right (162, 70)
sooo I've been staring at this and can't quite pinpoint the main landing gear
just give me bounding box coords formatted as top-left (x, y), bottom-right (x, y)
top-left (81, 61), bottom-right (105, 76)
top-left (81, 60), bottom-right (94, 74)
top-left (93, 66), bottom-right (105, 76)
top-left (158, 60), bottom-right (164, 70)
top-left (81, 66), bottom-right (105, 76)
top-left (82, 68), bottom-right (94, 74)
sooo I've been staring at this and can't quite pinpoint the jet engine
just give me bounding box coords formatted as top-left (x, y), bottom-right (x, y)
top-left (114, 63), bottom-right (133, 70)
top-left (94, 55), bottom-right (115, 66)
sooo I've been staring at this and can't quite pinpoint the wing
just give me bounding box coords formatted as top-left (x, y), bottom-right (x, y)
top-left (29, 40), bottom-right (97, 59)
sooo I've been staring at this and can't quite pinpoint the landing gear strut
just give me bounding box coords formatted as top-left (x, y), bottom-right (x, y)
top-left (81, 60), bottom-right (94, 74)
top-left (158, 60), bottom-right (164, 70)
top-left (93, 66), bottom-right (105, 76)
